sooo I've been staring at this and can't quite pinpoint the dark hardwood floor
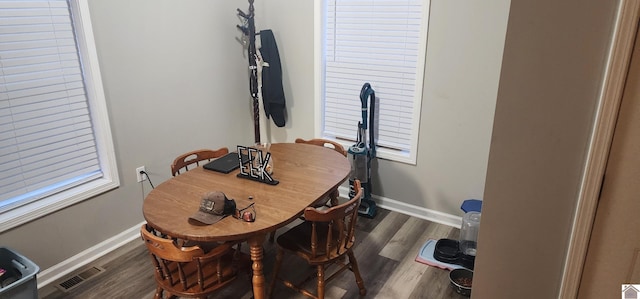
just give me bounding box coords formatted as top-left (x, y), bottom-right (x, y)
top-left (39, 208), bottom-right (469, 299)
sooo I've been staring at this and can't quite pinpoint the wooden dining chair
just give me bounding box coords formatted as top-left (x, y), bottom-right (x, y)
top-left (171, 147), bottom-right (229, 176)
top-left (170, 147), bottom-right (250, 264)
top-left (268, 138), bottom-right (348, 243)
top-left (295, 138), bottom-right (347, 207)
top-left (295, 138), bottom-right (347, 156)
top-left (140, 224), bottom-right (250, 299)
top-left (268, 180), bottom-right (366, 299)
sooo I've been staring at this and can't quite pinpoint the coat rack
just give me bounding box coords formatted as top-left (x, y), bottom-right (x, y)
top-left (237, 0), bottom-right (260, 144)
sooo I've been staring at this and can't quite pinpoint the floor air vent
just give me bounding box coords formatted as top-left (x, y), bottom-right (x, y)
top-left (55, 266), bottom-right (105, 292)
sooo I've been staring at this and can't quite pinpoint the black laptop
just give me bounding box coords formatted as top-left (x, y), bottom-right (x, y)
top-left (203, 152), bottom-right (249, 174)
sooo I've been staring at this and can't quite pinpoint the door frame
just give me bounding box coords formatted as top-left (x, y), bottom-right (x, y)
top-left (560, 1), bottom-right (640, 298)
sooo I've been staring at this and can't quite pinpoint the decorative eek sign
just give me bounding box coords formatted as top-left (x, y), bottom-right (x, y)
top-left (236, 145), bottom-right (279, 185)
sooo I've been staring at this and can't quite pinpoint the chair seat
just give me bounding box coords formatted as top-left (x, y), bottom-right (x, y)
top-left (277, 222), bottom-right (353, 265)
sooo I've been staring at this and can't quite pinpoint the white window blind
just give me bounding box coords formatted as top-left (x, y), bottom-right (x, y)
top-left (0, 0), bottom-right (113, 219)
top-left (322, 0), bottom-right (428, 164)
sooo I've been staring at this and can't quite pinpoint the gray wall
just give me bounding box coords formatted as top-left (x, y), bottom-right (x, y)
top-left (473, 0), bottom-right (619, 298)
top-left (372, 0), bottom-right (510, 215)
top-left (0, 0), bottom-right (510, 285)
top-left (260, 0), bottom-right (511, 219)
top-left (1, 0), bottom-right (253, 271)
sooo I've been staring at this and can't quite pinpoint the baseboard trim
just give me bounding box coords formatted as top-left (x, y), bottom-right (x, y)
top-left (338, 186), bottom-right (463, 228)
top-left (37, 221), bottom-right (146, 288)
top-left (37, 193), bottom-right (461, 289)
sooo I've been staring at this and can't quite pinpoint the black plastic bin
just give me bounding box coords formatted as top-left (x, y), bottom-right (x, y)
top-left (0, 247), bottom-right (39, 299)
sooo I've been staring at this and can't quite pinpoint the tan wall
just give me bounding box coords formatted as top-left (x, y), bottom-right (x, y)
top-left (473, 1), bottom-right (619, 298)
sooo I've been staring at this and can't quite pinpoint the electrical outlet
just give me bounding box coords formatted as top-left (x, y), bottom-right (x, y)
top-left (136, 166), bottom-right (146, 182)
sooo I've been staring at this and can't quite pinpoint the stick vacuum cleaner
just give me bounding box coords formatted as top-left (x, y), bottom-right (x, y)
top-left (349, 83), bottom-right (377, 218)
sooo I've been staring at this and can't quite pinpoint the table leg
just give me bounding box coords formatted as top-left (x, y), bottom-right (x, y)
top-left (329, 188), bottom-right (340, 206)
top-left (248, 233), bottom-right (266, 299)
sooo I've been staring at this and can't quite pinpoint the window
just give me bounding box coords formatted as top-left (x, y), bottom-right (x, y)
top-left (318, 0), bottom-right (429, 164)
top-left (0, 0), bottom-right (118, 232)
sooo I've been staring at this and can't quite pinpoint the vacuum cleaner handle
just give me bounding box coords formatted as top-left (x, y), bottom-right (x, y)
top-left (360, 83), bottom-right (373, 130)
top-left (359, 83), bottom-right (376, 159)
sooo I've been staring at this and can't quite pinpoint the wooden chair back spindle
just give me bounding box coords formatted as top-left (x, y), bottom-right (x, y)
top-left (171, 147), bottom-right (229, 176)
top-left (303, 180), bottom-right (361, 260)
top-left (294, 138), bottom-right (347, 157)
top-left (140, 224), bottom-right (239, 298)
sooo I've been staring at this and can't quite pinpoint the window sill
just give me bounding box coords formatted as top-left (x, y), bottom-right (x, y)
top-left (0, 177), bottom-right (119, 233)
top-left (329, 138), bottom-right (418, 165)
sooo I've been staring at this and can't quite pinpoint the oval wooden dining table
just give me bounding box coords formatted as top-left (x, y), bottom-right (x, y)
top-left (142, 142), bottom-right (351, 299)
